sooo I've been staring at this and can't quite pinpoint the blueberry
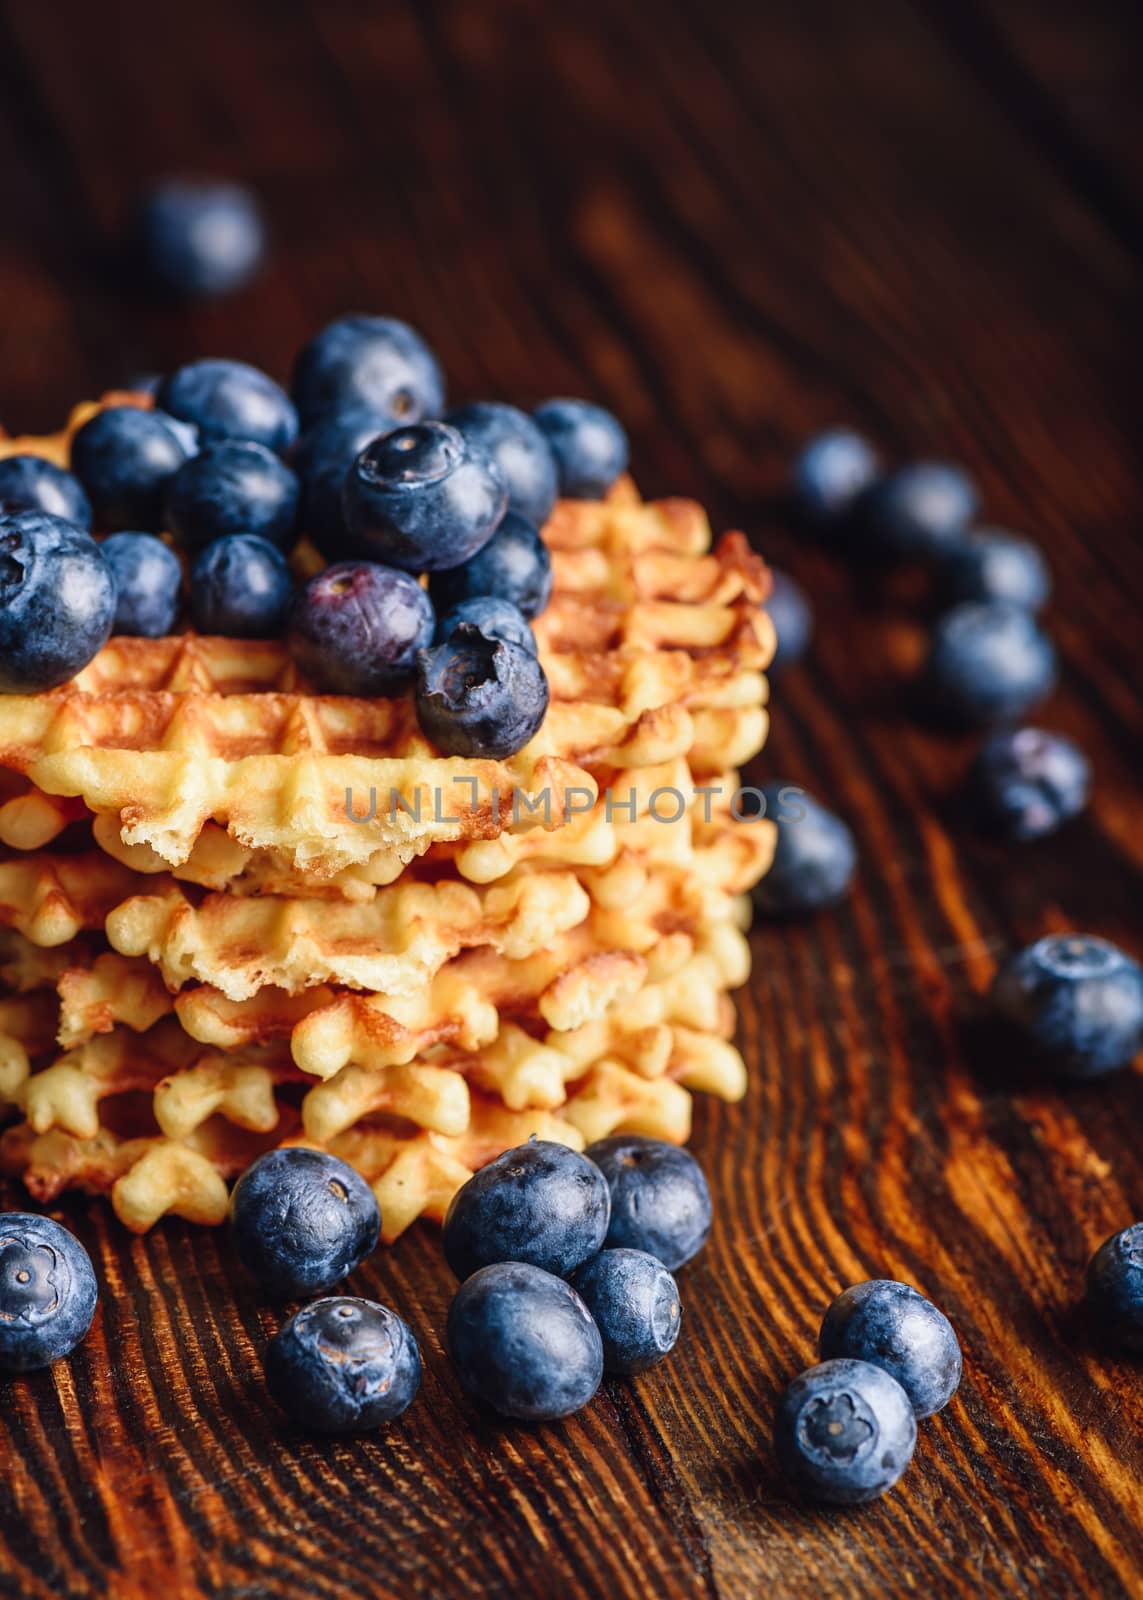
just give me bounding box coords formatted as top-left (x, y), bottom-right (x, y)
top-left (570, 1249), bottom-right (682, 1374)
top-left (446, 402), bottom-right (559, 528)
top-left (136, 178), bottom-right (266, 298)
top-left (70, 405), bottom-right (192, 530)
top-left (415, 625), bottom-right (549, 759)
top-left (858, 462), bottom-right (979, 562)
top-left (533, 399), bottom-right (628, 499)
top-left (819, 1280), bottom-right (962, 1418)
top-left (791, 429), bottom-right (880, 527)
top-left (429, 512), bottom-right (552, 621)
top-left (0, 512), bottom-right (115, 691)
top-left (990, 934), bottom-right (1143, 1081)
top-left (969, 727), bottom-right (1090, 842)
top-left (158, 359), bottom-right (298, 455)
top-left (288, 561), bottom-right (435, 696)
top-left (764, 568), bottom-right (813, 672)
top-left (1087, 1224), bottom-right (1143, 1354)
top-left (190, 534), bottom-right (292, 638)
top-left (229, 1148), bottom-right (380, 1299)
top-left (165, 440), bottom-right (300, 551)
top-left (447, 1261), bottom-right (603, 1420)
top-left (0, 455), bottom-right (92, 529)
top-left (101, 532), bottom-right (182, 637)
top-left (0, 1213), bottom-right (98, 1372)
top-left (291, 314), bottom-right (445, 430)
top-left (442, 1139), bottom-right (610, 1282)
top-left (435, 596), bottom-right (537, 655)
top-left (938, 529), bottom-right (1051, 611)
top-left (922, 602), bottom-right (1057, 725)
top-left (295, 407), bottom-right (392, 559)
top-left (342, 422), bottom-right (506, 573)
top-left (585, 1136), bottom-right (711, 1271)
top-left (774, 1358), bottom-right (917, 1506)
top-left (264, 1296), bottom-right (420, 1433)
top-left (751, 783), bottom-right (857, 917)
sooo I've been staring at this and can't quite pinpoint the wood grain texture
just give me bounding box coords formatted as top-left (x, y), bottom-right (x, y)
top-left (1, 1), bottom-right (1141, 1595)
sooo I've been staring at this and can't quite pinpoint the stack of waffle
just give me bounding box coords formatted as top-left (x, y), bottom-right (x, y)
top-left (0, 402), bottom-right (775, 1240)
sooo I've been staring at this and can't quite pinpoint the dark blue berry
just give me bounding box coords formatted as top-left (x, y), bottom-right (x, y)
top-left (0, 455), bottom-right (92, 529)
top-left (764, 568), bottom-right (813, 672)
top-left (585, 1136), bottom-right (711, 1271)
top-left (295, 407), bottom-right (392, 559)
top-left (446, 402), bottom-right (558, 528)
top-left (0, 1213), bottom-right (98, 1372)
top-left (288, 561), bottom-right (435, 696)
top-left (0, 512), bottom-right (115, 691)
top-left (922, 602), bottom-right (1057, 725)
top-left (442, 1139), bottom-right (611, 1282)
top-left (792, 429), bottom-right (880, 527)
top-left (70, 405), bottom-right (192, 530)
top-left (136, 179), bottom-right (266, 298)
top-left (429, 512), bottom-right (552, 621)
top-left (751, 783), bottom-right (856, 916)
top-left (229, 1148), bottom-right (380, 1299)
top-left (969, 727), bottom-right (1090, 841)
top-left (1087, 1224), bottom-right (1143, 1354)
top-left (165, 440), bottom-right (300, 551)
top-left (570, 1249), bottom-right (682, 1374)
top-left (435, 596), bottom-right (537, 655)
top-left (291, 314), bottom-right (445, 430)
top-left (938, 529), bottom-right (1051, 611)
top-left (533, 399), bottom-right (628, 499)
top-left (342, 422), bottom-right (506, 573)
top-left (819, 1280), bottom-right (962, 1418)
top-left (190, 535), bottom-right (292, 638)
top-left (101, 532), bottom-right (182, 637)
top-left (774, 1359), bottom-right (916, 1505)
top-left (264, 1296), bottom-right (420, 1433)
top-left (415, 625), bottom-right (549, 759)
top-left (447, 1261), bottom-right (603, 1420)
top-left (859, 462), bottom-right (978, 562)
top-left (158, 359), bottom-right (298, 455)
top-left (990, 934), bottom-right (1143, 1081)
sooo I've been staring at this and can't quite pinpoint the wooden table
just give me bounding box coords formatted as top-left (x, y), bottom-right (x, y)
top-left (1, 2), bottom-right (1140, 1595)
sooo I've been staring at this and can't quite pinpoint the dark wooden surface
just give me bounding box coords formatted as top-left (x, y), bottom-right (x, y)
top-left (1, 1), bottom-right (1141, 1596)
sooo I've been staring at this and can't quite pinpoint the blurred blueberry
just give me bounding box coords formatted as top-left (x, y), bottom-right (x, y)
top-left (585, 1136), bottom-right (711, 1270)
top-left (136, 179), bottom-right (266, 298)
top-left (70, 405), bottom-right (191, 530)
top-left (764, 568), bottom-right (813, 672)
top-left (990, 934), bottom-right (1143, 1081)
top-left (446, 401), bottom-right (559, 528)
top-left (859, 462), bottom-right (978, 562)
top-left (969, 727), bottom-right (1090, 841)
top-left (443, 1139), bottom-right (610, 1281)
top-left (101, 532), bottom-right (182, 637)
top-left (792, 429), bottom-right (880, 527)
top-left (429, 512), bottom-right (552, 620)
top-left (415, 624), bottom-right (549, 758)
top-left (752, 783), bottom-right (857, 916)
top-left (165, 440), bottom-right (299, 551)
top-left (922, 602), bottom-right (1057, 725)
top-left (436, 595), bottom-right (536, 654)
top-left (0, 512), bottom-right (115, 691)
top-left (158, 358), bottom-right (297, 455)
top-left (447, 1261), bottom-right (603, 1420)
top-left (291, 314), bottom-right (445, 430)
top-left (0, 455), bottom-right (92, 529)
top-left (1087, 1224), bottom-right (1143, 1354)
top-left (774, 1359), bottom-right (917, 1505)
top-left (229, 1148), bottom-right (380, 1299)
top-left (819, 1280), bottom-right (962, 1418)
top-left (533, 399), bottom-right (628, 499)
top-left (190, 534), bottom-right (292, 638)
top-left (938, 529), bottom-right (1051, 611)
top-left (0, 1214), bottom-right (98, 1372)
top-left (295, 406), bottom-right (392, 559)
top-left (288, 561), bottom-right (435, 696)
top-left (265, 1297), bottom-right (420, 1433)
top-left (570, 1249), bottom-right (682, 1374)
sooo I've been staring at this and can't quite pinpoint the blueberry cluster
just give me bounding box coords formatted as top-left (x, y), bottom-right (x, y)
top-left (775, 1279), bottom-right (961, 1505)
top-left (0, 316), bottom-right (630, 762)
